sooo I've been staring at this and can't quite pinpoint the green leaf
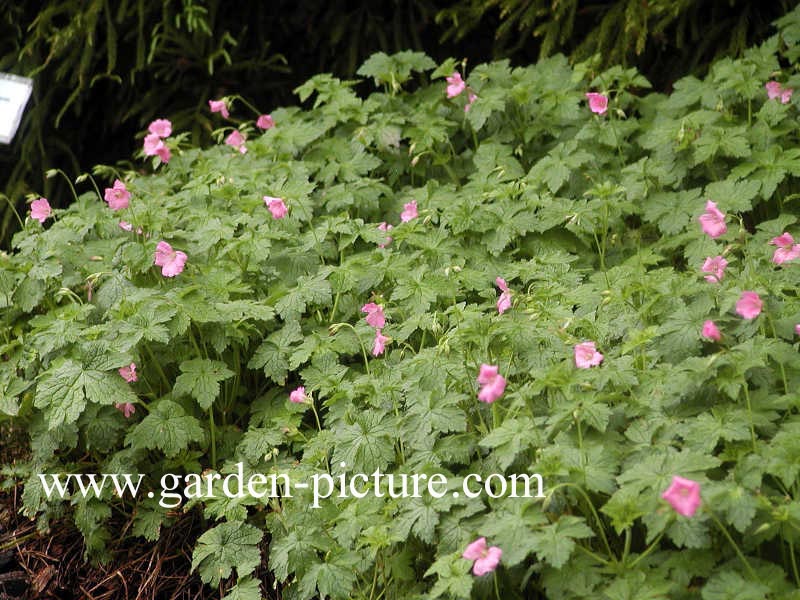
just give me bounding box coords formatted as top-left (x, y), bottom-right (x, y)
top-left (701, 570), bottom-right (770, 600)
top-left (34, 359), bottom-right (138, 428)
top-left (530, 516), bottom-right (594, 568)
top-left (298, 555), bottom-right (359, 600)
top-left (248, 320), bottom-right (303, 384)
top-left (191, 521), bottom-right (263, 587)
top-left (222, 578), bottom-right (262, 600)
top-left (173, 359), bottom-right (234, 410)
top-left (332, 412), bottom-right (395, 473)
top-left (125, 400), bottom-right (204, 458)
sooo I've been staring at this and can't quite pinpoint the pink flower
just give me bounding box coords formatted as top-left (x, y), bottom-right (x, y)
top-left (153, 241), bottom-right (188, 277)
top-left (766, 81), bottom-right (793, 104)
top-left (585, 92), bottom-right (608, 115)
top-left (477, 364), bottom-right (506, 403)
top-left (400, 200), bottom-right (418, 222)
top-left (462, 537), bottom-right (502, 576)
top-left (661, 475), bottom-right (701, 517)
top-left (208, 99), bottom-right (229, 119)
top-left (118, 362), bottom-right (138, 382)
top-left (446, 72), bottom-right (466, 98)
top-left (289, 386), bottom-right (307, 404)
top-left (372, 329), bottom-right (390, 356)
top-left (361, 302), bottom-right (385, 329)
top-left (464, 92), bottom-right (478, 112)
top-left (256, 114), bottom-right (275, 130)
top-left (115, 403), bottom-right (136, 418)
top-left (698, 200), bottom-right (727, 238)
top-left (143, 133), bottom-right (163, 156)
top-left (30, 198), bottom-right (51, 223)
top-left (104, 179), bottom-right (131, 210)
top-left (143, 133), bottom-right (171, 163)
top-left (796, 324), bottom-right (800, 336)
top-left (119, 221), bottom-right (133, 232)
top-left (574, 341), bottom-right (603, 368)
top-left (378, 222), bottom-right (393, 248)
top-left (148, 118), bottom-right (172, 138)
top-left (495, 277), bottom-right (512, 314)
top-left (766, 81), bottom-right (782, 100)
top-left (701, 256), bottom-right (728, 283)
top-left (770, 232), bottom-right (800, 264)
top-left (225, 130), bottom-right (247, 154)
top-left (264, 196), bottom-right (288, 219)
top-left (701, 320), bottom-right (721, 342)
top-left (736, 291), bottom-right (762, 320)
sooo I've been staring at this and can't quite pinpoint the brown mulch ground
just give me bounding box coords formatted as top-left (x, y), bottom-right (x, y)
top-left (0, 425), bottom-right (275, 600)
top-left (0, 490), bottom-right (209, 600)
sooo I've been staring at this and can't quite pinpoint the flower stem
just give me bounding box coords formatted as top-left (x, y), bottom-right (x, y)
top-left (742, 382), bottom-right (757, 452)
top-left (545, 482), bottom-right (615, 562)
top-left (0, 194), bottom-right (24, 229)
top-left (708, 510), bottom-right (758, 580)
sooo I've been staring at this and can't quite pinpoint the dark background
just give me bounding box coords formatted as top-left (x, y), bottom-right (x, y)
top-left (0, 0), bottom-right (796, 246)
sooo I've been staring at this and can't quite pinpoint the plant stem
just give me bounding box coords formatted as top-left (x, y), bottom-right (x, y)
top-left (545, 482), bottom-right (615, 562)
top-left (708, 510), bottom-right (758, 580)
top-left (0, 194), bottom-right (24, 229)
top-left (742, 383), bottom-right (757, 452)
top-left (208, 408), bottom-right (217, 469)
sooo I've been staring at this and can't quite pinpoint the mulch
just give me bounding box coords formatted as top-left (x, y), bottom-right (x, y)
top-left (0, 486), bottom-right (209, 600)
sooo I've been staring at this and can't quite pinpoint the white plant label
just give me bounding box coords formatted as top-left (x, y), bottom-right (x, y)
top-left (0, 73), bottom-right (33, 144)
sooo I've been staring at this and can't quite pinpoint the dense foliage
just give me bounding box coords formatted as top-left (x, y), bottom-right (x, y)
top-left (1, 0), bottom-right (796, 247)
top-left (5, 6), bottom-right (800, 599)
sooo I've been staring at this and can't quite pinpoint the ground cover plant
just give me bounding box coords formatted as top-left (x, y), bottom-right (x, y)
top-left (4, 6), bottom-right (800, 599)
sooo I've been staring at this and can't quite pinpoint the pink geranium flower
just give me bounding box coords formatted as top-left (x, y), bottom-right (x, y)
top-left (766, 81), bottom-right (793, 104)
top-left (796, 324), bottom-right (800, 336)
top-left (143, 133), bottom-right (171, 163)
top-left (585, 92), bottom-right (608, 115)
top-left (661, 475), bottom-right (701, 517)
top-left (225, 130), bottom-right (247, 154)
top-left (30, 198), bottom-right (51, 223)
top-left (115, 403), bottom-right (136, 418)
top-left (208, 99), bottom-right (230, 119)
top-left (574, 341), bottom-right (603, 368)
top-left (701, 320), bottom-right (721, 341)
top-left (378, 222), bottom-right (393, 248)
top-left (462, 537), bottom-right (502, 576)
top-left (701, 255), bottom-right (728, 283)
top-left (256, 114), bottom-right (275, 130)
top-left (372, 329), bottom-right (390, 356)
top-left (736, 291), bottom-right (762, 320)
top-left (495, 277), bottom-right (512, 314)
top-left (446, 72), bottom-right (466, 98)
top-left (264, 196), bottom-right (288, 219)
top-left (477, 364), bottom-right (506, 403)
top-left (148, 118), bottom-right (172, 138)
top-left (119, 221), bottom-right (133, 232)
top-left (400, 200), bottom-right (418, 222)
top-left (118, 362), bottom-right (137, 382)
top-left (289, 386), bottom-right (308, 404)
top-left (143, 133), bottom-right (163, 156)
top-left (698, 200), bottom-right (726, 238)
top-left (464, 92), bottom-right (478, 112)
top-left (361, 302), bottom-right (386, 329)
top-left (104, 179), bottom-right (131, 210)
top-left (770, 232), bottom-right (800, 264)
top-left (153, 241), bottom-right (187, 277)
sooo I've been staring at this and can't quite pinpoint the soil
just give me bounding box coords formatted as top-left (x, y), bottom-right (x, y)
top-left (0, 423), bottom-right (277, 600)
